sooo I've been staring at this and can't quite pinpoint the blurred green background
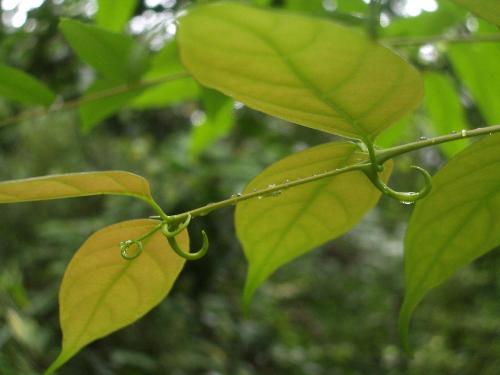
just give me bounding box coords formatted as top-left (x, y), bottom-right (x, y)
top-left (1, 0), bottom-right (499, 374)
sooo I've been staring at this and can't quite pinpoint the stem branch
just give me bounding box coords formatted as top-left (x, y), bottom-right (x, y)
top-left (0, 72), bottom-right (190, 128)
top-left (170, 124), bottom-right (500, 220)
top-left (383, 33), bottom-right (500, 47)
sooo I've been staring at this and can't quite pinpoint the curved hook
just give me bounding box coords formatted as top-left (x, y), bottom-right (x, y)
top-left (365, 165), bottom-right (432, 204)
top-left (120, 239), bottom-right (144, 260)
top-left (165, 230), bottom-right (209, 260)
top-left (163, 214), bottom-right (192, 237)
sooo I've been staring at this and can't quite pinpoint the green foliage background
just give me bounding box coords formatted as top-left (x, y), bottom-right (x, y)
top-left (0, 0), bottom-right (499, 374)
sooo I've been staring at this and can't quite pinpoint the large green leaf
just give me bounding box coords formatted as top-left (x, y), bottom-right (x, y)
top-left (59, 18), bottom-right (149, 82)
top-left (400, 133), bottom-right (500, 350)
top-left (235, 142), bottom-right (392, 308)
top-left (177, 2), bottom-right (423, 140)
top-left (79, 79), bottom-right (143, 131)
top-left (448, 22), bottom-right (500, 124)
top-left (44, 219), bottom-right (186, 374)
top-left (450, 0), bottom-right (500, 25)
top-left (424, 72), bottom-right (468, 158)
top-left (0, 171), bottom-right (152, 204)
top-left (189, 88), bottom-right (234, 158)
top-left (96, 0), bottom-right (137, 32)
top-left (131, 40), bottom-right (200, 109)
top-left (0, 64), bottom-right (55, 106)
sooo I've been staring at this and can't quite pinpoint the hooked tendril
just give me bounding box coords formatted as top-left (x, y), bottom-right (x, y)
top-left (362, 138), bottom-right (433, 203)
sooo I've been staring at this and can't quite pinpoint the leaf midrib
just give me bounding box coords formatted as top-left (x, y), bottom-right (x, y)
top-left (207, 11), bottom-right (370, 140)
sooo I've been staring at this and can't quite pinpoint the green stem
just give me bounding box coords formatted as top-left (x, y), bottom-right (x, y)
top-left (383, 33), bottom-right (500, 47)
top-left (169, 124), bottom-right (500, 220)
top-left (366, 0), bottom-right (381, 40)
top-left (376, 125), bottom-right (500, 163)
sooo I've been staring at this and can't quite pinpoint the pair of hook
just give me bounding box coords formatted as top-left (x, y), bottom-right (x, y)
top-left (362, 141), bottom-right (432, 204)
top-left (162, 214), bottom-right (209, 260)
top-left (120, 214), bottom-right (209, 261)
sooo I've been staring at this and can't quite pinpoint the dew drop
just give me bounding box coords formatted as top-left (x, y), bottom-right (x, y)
top-left (419, 136), bottom-right (428, 141)
top-left (401, 201), bottom-right (414, 205)
top-left (461, 129), bottom-right (467, 137)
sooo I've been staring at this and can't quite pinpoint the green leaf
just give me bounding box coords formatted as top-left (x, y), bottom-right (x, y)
top-left (0, 64), bottom-right (55, 106)
top-left (400, 133), bottom-right (500, 350)
top-left (79, 79), bottom-right (143, 131)
top-left (448, 22), bottom-right (500, 124)
top-left (59, 18), bottom-right (149, 82)
top-left (131, 40), bottom-right (200, 109)
top-left (423, 72), bottom-right (469, 158)
top-left (177, 2), bottom-right (423, 140)
top-left (0, 171), bottom-right (153, 204)
top-left (44, 219), bottom-right (186, 374)
top-left (235, 141), bottom-right (392, 308)
top-left (189, 88), bottom-right (234, 158)
top-left (96, 0), bottom-right (137, 32)
top-left (450, 0), bottom-right (500, 25)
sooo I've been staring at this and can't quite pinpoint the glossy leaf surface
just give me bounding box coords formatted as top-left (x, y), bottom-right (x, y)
top-left (97, 0), bottom-right (137, 32)
top-left (178, 2), bottom-right (423, 140)
top-left (0, 171), bottom-right (152, 203)
top-left (0, 64), bottom-right (55, 106)
top-left (60, 18), bottom-right (149, 82)
top-left (400, 133), bottom-right (500, 350)
top-left (235, 142), bottom-right (392, 307)
top-left (450, 0), bottom-right (500, 25)
top-left (44, 219), bottom-right (186, 374)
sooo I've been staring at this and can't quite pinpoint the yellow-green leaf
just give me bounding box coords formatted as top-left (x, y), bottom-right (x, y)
top-left (400, 133), bottom-right (500, 351)
top-left (235, 142), bottom-right (392, 308)
top-left (44, 219), bottom-right (186, 374)
top-left (450, 0), bottom-right (500, 25)
top-left (177, 2), bottom-right (423, 140)
top-left (0, 171), bottom-right (152, 204)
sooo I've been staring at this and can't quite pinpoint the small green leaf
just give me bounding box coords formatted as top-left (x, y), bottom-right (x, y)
top-left (450, 0), bottom-right (500, 25)
top-left (131, 40), bottom-right (200, 109)
top-left (189, 88), bottom-right (234, 157)
top-left (177, 2), bottom-right (423, 140)
top-left (235, 142), bottom-right (392, 308)
top-left (79, 79), bottom-right (143, 131)
top-left (0, 171), bottom-right (153, 204)
top-left (96, 0), bottom-right (137, 32)
top-left (44, 219), bottom-right (186, 374)
top-left (424, 72), bottom-right (468, 158)
top-left (0, 64), bottom-right (55, 106)
top-left (400, 133), bottom-right (500, 350)
top-left (448, 22), bottom-right (500, 124)
top-left (60, 18), bottom-right (149, 82)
